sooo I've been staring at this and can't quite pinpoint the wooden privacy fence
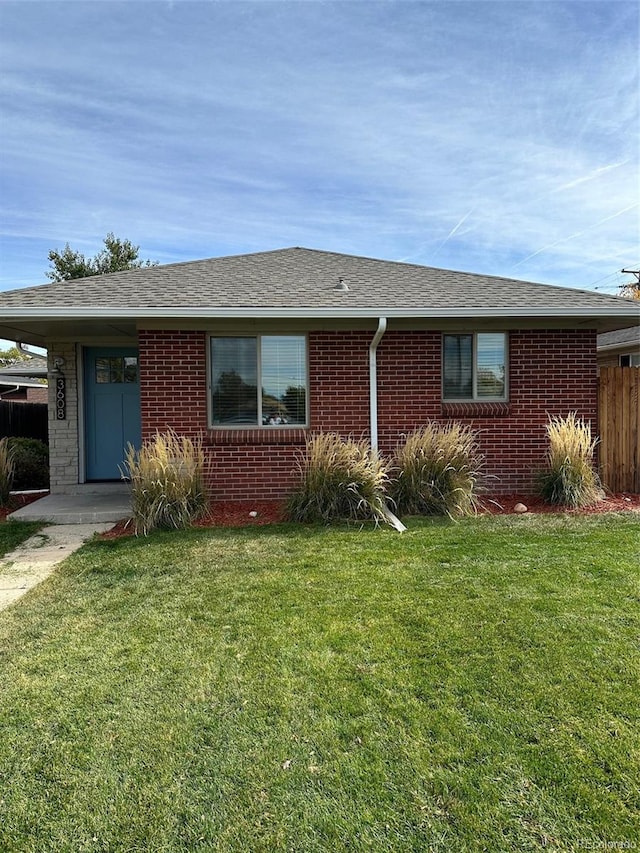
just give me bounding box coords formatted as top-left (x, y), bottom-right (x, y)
top-left (0, 401), bottom-right (48, 444)
top-left (598, 367), bottom-right (640, 493)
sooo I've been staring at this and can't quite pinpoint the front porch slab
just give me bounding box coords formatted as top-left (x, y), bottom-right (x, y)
top-left (8, 488), bottom-right (131, 524)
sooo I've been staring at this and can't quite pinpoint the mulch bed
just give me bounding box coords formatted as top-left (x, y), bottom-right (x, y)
top-left (481, 493), bottom-right (640, 515)
top-left (100, 500), bottom-right (287, 539)
top-left (0, 491), bottom-right (49, 522)
top-left (3, 490), bottom-right (636, 538)
top-left (98, 493), bottom-right (640, 539)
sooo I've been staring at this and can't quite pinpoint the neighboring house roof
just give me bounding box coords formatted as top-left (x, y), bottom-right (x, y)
top-left (597, 326), bottom-right (640, 351)
top-left (0, 356), bottom-right (48, 379)
top-left (1, 247), bottom-right (638, 344)
top-left (0, 375), bottom-right (46, 389)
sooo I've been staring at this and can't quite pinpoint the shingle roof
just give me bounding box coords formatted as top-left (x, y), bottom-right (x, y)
top-left (0, 356), bottom-right (48, 377)
top-left (1, 247), bottom-right (636, 313)
top-left (598, 326), bottom-right (640, 348)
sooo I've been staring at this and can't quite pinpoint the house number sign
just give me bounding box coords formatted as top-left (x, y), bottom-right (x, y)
top-left (56, 377), bottom-right (66, 420)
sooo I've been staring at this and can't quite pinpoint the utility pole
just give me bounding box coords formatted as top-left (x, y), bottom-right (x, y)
top-left (619, 268), bottom-right (640, 299)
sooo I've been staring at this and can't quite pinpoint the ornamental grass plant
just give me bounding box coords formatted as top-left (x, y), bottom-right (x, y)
top-left (286, 432), bottom-right (391, 524)
top-left (390, 421), bottom-right (485, 518)
top-left (0, 437), bottom-right (15, 506)
top-left (122, 429), bottom-right (207, 535)
top-left (538, 412), bottom-right (602, 508)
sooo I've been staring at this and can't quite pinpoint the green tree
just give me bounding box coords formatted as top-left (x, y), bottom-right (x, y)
top-left (46, 233), bottom-right (156, 281)
top-left (212, 371), bottom-right (258, 422)
top-left (282, 385), bottom-right (306, 422)
top-left (0, 346), bottom-right (29, 368)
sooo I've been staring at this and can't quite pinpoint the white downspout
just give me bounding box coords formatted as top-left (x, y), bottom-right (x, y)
top-left (369, 317), bottom-right (387, 451)
top-left (369, 318), bottom-right (406, 532)
top-left (0, 385), bottom-right (21, 399)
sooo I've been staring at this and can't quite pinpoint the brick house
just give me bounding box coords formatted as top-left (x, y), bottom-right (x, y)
top-left (597, 326), bottom-right (640, 369)
top-left (0, 248), bottom-right (637, 499)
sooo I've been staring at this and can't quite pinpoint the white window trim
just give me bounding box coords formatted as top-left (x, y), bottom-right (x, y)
top-left (442, 332), bottom-right (509, 402)
top-left (619, 353), bottom-right (640, 367)
top-left (208, 333), bottom-right (309, 428)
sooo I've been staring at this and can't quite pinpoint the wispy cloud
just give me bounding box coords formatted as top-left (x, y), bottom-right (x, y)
top-left (550, 161), bottom-right (629, 195)
top-left (0, 1), bottom-right (638, 291)
top-left (513, 203), bottom-right (640, 269)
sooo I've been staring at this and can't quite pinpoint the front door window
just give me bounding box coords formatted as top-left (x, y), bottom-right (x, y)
top-left (95, 356), bottom-right (138, 384)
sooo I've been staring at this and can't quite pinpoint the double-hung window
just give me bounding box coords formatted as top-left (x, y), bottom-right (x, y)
top-left (210, 335), bottom-right (307, 426)
top-left (443, 332), bottom-right (507, 401)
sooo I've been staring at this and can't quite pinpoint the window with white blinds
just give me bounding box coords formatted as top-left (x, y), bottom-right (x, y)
top-left (210, 335), bottom-right (307, 426)
top-left (443, 333), bottom-right (507, 401)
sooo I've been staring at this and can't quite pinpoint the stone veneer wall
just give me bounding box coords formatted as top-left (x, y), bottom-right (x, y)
top-left (46, 343), bottom-right (80, 493)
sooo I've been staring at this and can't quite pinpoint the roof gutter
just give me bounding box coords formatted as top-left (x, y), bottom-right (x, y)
top-left (16, 341), bottom-right (42, 357)
top-left (597, 341), bottom-right (640, 353)
top-left (1, 306), bottom-right (638, 320)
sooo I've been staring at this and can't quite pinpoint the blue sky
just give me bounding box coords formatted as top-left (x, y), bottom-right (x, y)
top-left (0, 0), bottom-right (638, 296)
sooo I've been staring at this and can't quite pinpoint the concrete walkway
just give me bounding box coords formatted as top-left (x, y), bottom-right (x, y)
top-left (0, 523), bottom-right (114, 612)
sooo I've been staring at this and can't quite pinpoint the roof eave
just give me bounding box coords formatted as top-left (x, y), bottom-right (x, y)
top-left (597, 341), bottom-right (640, 352)
top-left (2, 306), bottom-right (639, 320)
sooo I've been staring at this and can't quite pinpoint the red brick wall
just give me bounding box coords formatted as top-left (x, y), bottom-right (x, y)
top-left (309, 331), bottom-right (370, 435)
top-left (376, 329), bottom-right (598, 493)
top-left (139, 330), bottom-right (303, 501)
top-left (139, 328), bottom-right (598, 500)
top-left (26, 386), bottom-right (49, 404)
top-left (139, 330), bottom-right (209, 437)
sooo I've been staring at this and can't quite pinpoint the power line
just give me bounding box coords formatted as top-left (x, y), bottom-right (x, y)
top-left (588, 270), bottom-right (621, 288)
top-left (590, 266), bottom-right (640, 293)
top-left (621, 267), bottom-right (640, 284)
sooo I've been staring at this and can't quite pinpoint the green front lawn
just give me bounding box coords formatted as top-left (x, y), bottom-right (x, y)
top-left (0, 514), bottom-right (638, 852)
top-left (0, 519), bottom-right (44, 558)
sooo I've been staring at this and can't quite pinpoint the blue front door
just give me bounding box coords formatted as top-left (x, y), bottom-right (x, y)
top-left (84, 347), bottom-right (141, 480)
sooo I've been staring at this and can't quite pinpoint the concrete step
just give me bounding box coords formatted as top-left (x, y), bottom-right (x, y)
top-left (8, 492), bottom-right (131, 524)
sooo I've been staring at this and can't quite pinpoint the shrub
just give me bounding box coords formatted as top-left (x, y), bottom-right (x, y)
top-left (286, 433), bottom-right (391, 525)
top-left (390, 422), bottom-right (485, 518)
top-left (7, 437), bottom-right (49, 491)
top-left (538, 412), bottom-right (601, 508)
top-left (0, 437), bottom-right (15, 505)
top-left (121, 430), bottom-right (207, 535)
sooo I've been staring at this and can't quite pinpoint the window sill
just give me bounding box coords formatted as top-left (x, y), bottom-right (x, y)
top-left (207, 428), bottom-right (308, 445)
top-left (441, 402), bottom-right (511, 418)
